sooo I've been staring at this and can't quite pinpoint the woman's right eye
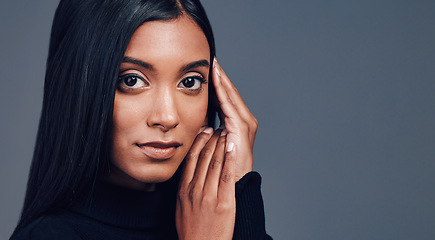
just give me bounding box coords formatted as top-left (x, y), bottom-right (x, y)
top-left (117, 73), bottom-right (149, 91)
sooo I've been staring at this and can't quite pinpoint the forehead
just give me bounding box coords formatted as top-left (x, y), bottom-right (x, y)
top-left (124, 15), bottom-right (210, 64)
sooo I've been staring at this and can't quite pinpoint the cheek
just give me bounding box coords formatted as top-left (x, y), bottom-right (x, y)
top-left (177, 98), bottom-right (208, 157)
top-left (179, 95), bottom-right (209, 133)
top-left (112, 95), bottom-right (145, 150)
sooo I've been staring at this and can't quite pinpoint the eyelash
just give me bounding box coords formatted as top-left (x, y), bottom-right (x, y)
top-left (178, 75), bottom-right (207, 92)
top-left (116, 72), bottom-right (207, 94)
top-left (117, 73), bottom-right (149, 92)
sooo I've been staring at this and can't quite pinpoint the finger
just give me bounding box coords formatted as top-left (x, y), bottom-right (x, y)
top-left (213, 59), bottom-right (253, 120)
top-left (213, 59), bottom-right (244, 106)
top-left (180, 128), bottom-right (214, 187)
top-left (213, 60), bottom-right (242, 122)
top-left (218, 141), bottom-right (236, 203)
top-left (213, 59), bottom-right (257, 146)
top-left (203, 129), bottom-right (228, 196)
top-left (213, 67), bottom-right (246, 146)
top-left (190, 129), bottom-right (223, 190)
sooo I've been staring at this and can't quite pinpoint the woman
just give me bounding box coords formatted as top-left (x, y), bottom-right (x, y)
top-left (11, 0), bottom-right (270, 239)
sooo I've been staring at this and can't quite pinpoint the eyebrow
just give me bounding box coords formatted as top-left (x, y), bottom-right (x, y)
top-left (182, 60), bottom-right (210, 72)
top-left (122, 56), bottom-right (209, 73)
top-left (122, 57), bottom-right (153, 70)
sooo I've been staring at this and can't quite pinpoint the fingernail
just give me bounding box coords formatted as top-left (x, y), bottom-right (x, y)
top-left (203, 127), bottom-right (213, 134)
top-left (226, 142), bottom-right (234, 152)
top-left (214, 57), bottom-right (217, 63)
top-left (220, 129), bottom-right (228, 136)
top-left (198, 128), bottom-right (205, 134)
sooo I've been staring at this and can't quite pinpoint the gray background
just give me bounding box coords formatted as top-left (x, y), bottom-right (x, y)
top-left (1, 0), bottom-right (434, 239)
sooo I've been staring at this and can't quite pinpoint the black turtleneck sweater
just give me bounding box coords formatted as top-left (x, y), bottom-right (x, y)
top-left (11, 172), bottom-right (271, 240)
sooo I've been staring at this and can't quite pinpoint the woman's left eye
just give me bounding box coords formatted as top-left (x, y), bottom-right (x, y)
top-left (178, 76), bottom-right (206, 91)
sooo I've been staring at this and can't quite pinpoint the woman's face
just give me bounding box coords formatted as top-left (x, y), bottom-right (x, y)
top-left (110, 16), bottom-right (210, 189)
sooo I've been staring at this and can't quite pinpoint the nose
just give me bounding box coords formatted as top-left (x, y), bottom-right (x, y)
top-left (146, 87), bottom-right (180, 132)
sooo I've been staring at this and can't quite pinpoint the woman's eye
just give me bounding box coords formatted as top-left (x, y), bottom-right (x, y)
top-left (178, 76), bottom-right (206, 90)
top-left (117, 74), bottom-right (148, 90)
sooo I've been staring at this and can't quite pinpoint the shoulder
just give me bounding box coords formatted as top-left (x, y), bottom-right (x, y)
top-left (11, 212), bottom-right (83, 240)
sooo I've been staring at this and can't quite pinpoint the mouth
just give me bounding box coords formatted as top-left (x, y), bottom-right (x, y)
top-left (136, 141), bottom-right (182, 160)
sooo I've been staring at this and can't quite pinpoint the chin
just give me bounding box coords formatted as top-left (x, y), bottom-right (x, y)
top-left (132, 168), bottom-right (178, 183)
top-left (116, 161), bottom-right (181, 185)
top-left (109, 148), bottom-right (187, 189)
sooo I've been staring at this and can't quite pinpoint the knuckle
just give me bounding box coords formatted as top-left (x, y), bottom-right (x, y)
top-left (220, 170), bottom-right (233, 183)
top-left (201, 194), bottom-right (216, 206)
top-left (251, 117), bottom-right (258, 128)
top-left (188, 185), bottom-right (202, 202)
top-left (188, 189), bottom-right (196, 202)
top-left (177, 191), bottom-right (185, 202)
top-left (200, 148), bottom-right (213, 158)
top-left (249, 121), bottom-right (258, 134)
top-left (187, 151), bottom-right (198, 160)
top-left (216, 202), bottom-right (233, 213)
top-left (176, 191), bottom-right (182, 201)
top-left (209, 158), bottom-right (222, 170)
top-left (218, 98), bottom-right (224, 106)
top-left (177, 185), bottom-right (189, 201)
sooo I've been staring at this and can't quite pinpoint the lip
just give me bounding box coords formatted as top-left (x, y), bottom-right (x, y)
top-left (136, 141), bottom-right (182, 160)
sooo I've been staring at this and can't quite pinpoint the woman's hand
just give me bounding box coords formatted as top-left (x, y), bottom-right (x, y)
top-left (176, 59), bottom-right (258, 240)
top-left (176, 128), bottom-right (236, 240)
top-left (213, 58), bottom-right (258, 181)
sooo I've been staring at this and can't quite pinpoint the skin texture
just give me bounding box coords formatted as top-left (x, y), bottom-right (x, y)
top-left (109, 16), bottom-right (210, 190)
top-left (109, 15), bottom-right (258, 240)
top-left (176, 59), bottom-right (258, 240)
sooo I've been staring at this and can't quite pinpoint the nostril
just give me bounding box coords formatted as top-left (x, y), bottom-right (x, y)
top-left (150, 122), bottom-right (179, 132)
top-left (146, 99), bottom-right (181, 130)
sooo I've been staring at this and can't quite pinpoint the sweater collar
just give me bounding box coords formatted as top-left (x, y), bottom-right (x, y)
top-left (69, 180), bottom-right (176, 230)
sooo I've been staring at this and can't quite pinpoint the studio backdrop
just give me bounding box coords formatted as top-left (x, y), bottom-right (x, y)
top-left (1, 0), bottom-right (434, 239)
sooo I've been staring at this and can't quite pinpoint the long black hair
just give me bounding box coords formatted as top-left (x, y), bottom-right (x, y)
top-left (13, 0), bottom-right (216, 234)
